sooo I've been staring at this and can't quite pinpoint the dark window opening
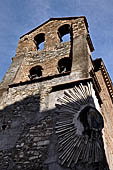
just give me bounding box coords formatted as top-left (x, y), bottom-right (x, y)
top-left (57, 57), bottom-right (72, 73)
top-left (1, 120), bottom-right (7, 130)
top-left (58, 24), bottom-right (71, 42)
top-left (34, 33), bottom-right (45, 51)
top-left (2, 124), bottom-right (7, 130)
top-left (29, 65), bottom-right (43, 80)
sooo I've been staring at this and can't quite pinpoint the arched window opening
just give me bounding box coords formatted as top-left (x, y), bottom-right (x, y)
top-left (57, 57), bottom-right (72, 74)
top-left (34, 33), bottom-right (45, 51)
top-left (58, 24), bottom-right (71, 42)
top-left (29, 65), bottom-right (43, 80)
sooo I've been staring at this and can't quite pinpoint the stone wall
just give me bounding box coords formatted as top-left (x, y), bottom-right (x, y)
top-left (0, 81), bottom-right (51, 169)
top-left (0, 75), bottom-right (111, 169)
top-left (0, 73), bottom-right (81, 169)
top-left (95, 67), bottom-right (113, 170)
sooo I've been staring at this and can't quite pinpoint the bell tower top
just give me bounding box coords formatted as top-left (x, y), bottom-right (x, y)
top-left (0, 16), bottom-right (94, 89)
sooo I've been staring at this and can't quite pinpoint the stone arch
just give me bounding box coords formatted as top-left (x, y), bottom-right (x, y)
top-left (34, 33), bottom-right (45, 51)
top-left (58, 24), bottom-right (71, 42)
top-left (29, 65), bottom-right (43, 80)
top-left (57, 57), bottom-right (72, 73)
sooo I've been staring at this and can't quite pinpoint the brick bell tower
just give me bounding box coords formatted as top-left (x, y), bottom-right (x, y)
top-left (0, 17), bottom-right (112, 170)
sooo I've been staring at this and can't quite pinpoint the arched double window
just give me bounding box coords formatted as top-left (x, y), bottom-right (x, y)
top-left (29, 65), bottom-right (43, 80)
top-left (34, 33), bottom-right (45, 51)
top-left (58, 24), bottom-right (71, 42)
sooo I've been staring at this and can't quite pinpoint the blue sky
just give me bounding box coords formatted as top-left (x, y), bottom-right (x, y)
top-left (0, 0), bottom-right (113, 81)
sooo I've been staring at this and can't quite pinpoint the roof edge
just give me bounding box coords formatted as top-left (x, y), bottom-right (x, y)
top-left (93, 58), bottom-right (113, 102)
top-left (20, 16), bottom-right (88, 39)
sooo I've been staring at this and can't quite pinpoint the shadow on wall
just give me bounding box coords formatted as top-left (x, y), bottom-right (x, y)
top-left (0, 92), bottom-right (110, 170)
top-left (0, 94), bottom-right (40, 149)
top-left (0, 94), bottom-right (47, 170)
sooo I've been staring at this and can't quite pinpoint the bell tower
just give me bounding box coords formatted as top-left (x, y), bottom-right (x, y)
top-left (0, 17), bottom-right (112, 170)
top-left (0, 16), bottom-right (94, 87)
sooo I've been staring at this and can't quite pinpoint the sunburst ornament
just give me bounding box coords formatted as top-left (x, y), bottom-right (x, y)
top-left (55, 81), bottom-right (109, 169)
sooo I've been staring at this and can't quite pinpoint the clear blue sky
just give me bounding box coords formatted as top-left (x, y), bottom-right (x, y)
top-left (0, 0), bottom-right (113, 82)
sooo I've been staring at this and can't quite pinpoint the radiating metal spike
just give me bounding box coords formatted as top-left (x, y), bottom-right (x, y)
top-left (56, 120), bottom-right (72, 125)
top-left (79, 83), bottom-right (88, 99)
top-left (79, 84), bottom-right (90, 103)
top-left (69, 90), bottom-right (85, 106)
top-left (56, 126), bottom-right (75, 134)
top-left (55, 81), bottom-right (103, 168)
top-left (76, 87), bottom-right (87, 102)
top-left (64, 90), bottom-right (83, 107)
top-left (58, 128), bottom-right (75, 138)
top-left (61, 103), bottom-right (77, 112)
top-left (74, 141), bottom-right (84, 164)
top-left (84, 141), bottom-right (91, 162)
top-left (61, 143), bottom-right (75, 165)
top-left (67, 147), bottom-right (76, 167)
top-left (59, 140), bottom-right (74, 159)
top-left (88, 82), bottom-right (93, 96)
top-left (64, 90), bottom-right (75, 99)
top-left (63, 95), bottom-right (75, 104)
top-left (80, 137), bottom-right (89, 160)
top-left (56, 122), bottom-right (74, 129)
top-left (57, 97), bottom-right (68, 104)
top-left (59, 131), bottom-right (75, 144)
top-left (59, 135), bottom-right (78, 152)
